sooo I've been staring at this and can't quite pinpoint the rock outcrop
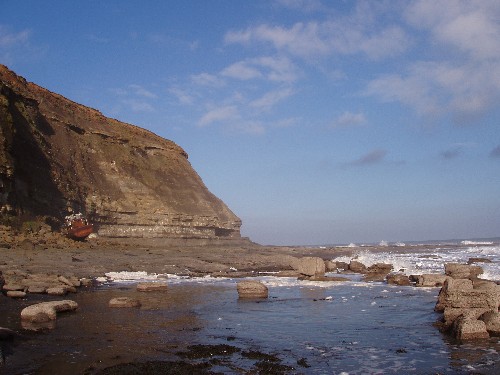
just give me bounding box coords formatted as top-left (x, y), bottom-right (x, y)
top-left (0, 65), bottom-right (241, 241)
top-left (434, 264), bottom-right (500, 340)
top-left (237, 280), bottom-right (268, 299)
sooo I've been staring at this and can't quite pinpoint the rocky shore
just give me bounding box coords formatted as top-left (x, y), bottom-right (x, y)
top-left (1, 226), bottom-right (499, 373)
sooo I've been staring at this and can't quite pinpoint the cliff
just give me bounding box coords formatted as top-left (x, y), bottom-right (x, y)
top-left (0, 65), bottom-right (242, 240)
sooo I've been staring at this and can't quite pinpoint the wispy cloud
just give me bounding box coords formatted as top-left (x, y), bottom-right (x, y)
top-left (168, 87), bottom-right (194, 105)
top-left (198, 105), bottom-right (239, 127)
top-left (221, 61), bottom-right (263, 80)
top-left (221, 56), bottom-right (297, 83)
top-left (274, 0), bottom-right (325, 12)
top-left (331, 111), bottom-right (366, 129)
top-left (122, 99), bottom-right (154, 113)
top-left (129, 84), bottom-right (157, 99)
top-left (224, 3), bottom-right (410, 60)
top-left (0, 25), bottom-right (30, 47)
top-left (249, 87), bottom-right (294, 109)
top-left (190, 72), bottom-right (225, 87)
top-left (365, 1), bottom-right (500, 124)
top-left (109, 84), bottom-right (157, 112)
top-left (344, 149), bottom-right (388, 167)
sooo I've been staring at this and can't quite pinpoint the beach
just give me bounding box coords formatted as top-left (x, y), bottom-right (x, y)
top-left (1, 238), bottom-right (499, 374)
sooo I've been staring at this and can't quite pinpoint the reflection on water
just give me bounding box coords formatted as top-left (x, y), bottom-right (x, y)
top-left (0, 280), bottom-right (499, 374)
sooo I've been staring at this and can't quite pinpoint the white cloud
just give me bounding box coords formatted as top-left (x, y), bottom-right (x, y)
top-left (405, 0), bottom-right (500, 60)
top-left (225, 22), bottom-right (331, 58)
top-left (230, 121), bottom-right (266, 135)
top-left (274, 0), bottom-right (325, 12)
top-left (168, 87), bottom-right (194, 105)
top-left (198, 105), bottom-right (239, 127)
top-left (122, 99), bottom-right (154, 113)
top-left (221, 61), bottom-right (263, 80)
top-left (129, 84), bottom-right (157, 99)
top-left (365, 59), bottom-right (500, 122)
top-left (331, 111), bottom-right (366, 129)
top-left (250, 87), bottom-right (294, 109)
top-left (224, 3), bottom-right (410, 61)
top-left (191, 72), bottom-right (225, 87)
top-left (0, 25), bottom-right (30, 47)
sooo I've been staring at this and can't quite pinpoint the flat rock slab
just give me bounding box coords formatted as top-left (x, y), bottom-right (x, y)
top-left (109, 297), bottom-right (141, 308)
top-left (6, 290), bottom-right (26, 298)
top-left (20, 300), bottom-right (78, 323)
top-left (136, 282), bottom-right (168, 292)
top-left (237, 280), bottom-right (268, 299)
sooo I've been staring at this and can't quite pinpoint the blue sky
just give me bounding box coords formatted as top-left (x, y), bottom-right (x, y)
top-left (1, 0), bottom-right (499, 245)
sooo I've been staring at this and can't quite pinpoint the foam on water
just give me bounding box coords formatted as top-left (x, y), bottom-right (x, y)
top-left (331, 244), bottom-right (500, 281)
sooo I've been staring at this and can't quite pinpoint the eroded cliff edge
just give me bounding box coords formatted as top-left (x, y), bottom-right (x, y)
top-left (0, 65), bottom-right (242, 240)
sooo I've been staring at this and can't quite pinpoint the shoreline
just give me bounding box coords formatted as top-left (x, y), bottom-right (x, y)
top-left (0, 234), bottom-right (475, 281)
top-left (1, 237), bottom-right (500, 374)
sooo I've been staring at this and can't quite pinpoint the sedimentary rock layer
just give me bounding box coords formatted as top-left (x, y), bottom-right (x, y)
top-left (0, 65), bottom-right (241, 239)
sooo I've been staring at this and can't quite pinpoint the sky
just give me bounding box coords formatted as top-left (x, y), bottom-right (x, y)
top-left (1, 0), bottom-right (499, 245)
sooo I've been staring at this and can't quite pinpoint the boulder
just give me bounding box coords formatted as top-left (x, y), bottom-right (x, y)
top-left (435, 278), bottom-right (500, 332)
top-left (109, 297), bottom-right (141, 308)
top-left (2, 283), bottom-right (25, 292)
top-left (46, 287), bottom-right (68, 296)
top-left (415, 274), bottom-right (449, 287)
top-left (136, 282), bottom-right (168, 292)
top-left (479, 311), bottom-right (500, 336)
top-left (0, 270), bottom-right (4, 289)
top-left (349, 260), bottom-right (367, 273)
top-left (20, 300), bottom-right (78, 323)
top-left (444, 263), bottom-right (483, 279)
top-left (467, 258), bottom-right (492, 265)
top-left (452, 313), bottom-right (490, 340)
top-left (296, 257), bottom-right (326, 277)
top-left (6, 290), bottom-right (26, 298)
top-left (325, 260), bottom-right (349, 272)
top-left (80, 278), bottom-right (93, 287)
top-left (363, 263), bottom-right (393, 281)
top-left (57, 275), bottom-right (74, 287)
top-left (386, 274), bottom-right (412, 286)
top-left (237, 280), bottom-right (268, 299)
top-left (27, 285), bottom-right (47, 294)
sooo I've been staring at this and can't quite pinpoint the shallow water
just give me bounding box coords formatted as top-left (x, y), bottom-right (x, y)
top-left (1, 243), bottom-right (499, 374)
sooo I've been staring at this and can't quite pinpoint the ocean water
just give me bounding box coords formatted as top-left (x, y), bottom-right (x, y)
top-left (1, 241), bottom-right (499, 374)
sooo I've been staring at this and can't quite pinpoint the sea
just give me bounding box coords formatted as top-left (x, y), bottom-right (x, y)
top-left (1, 238), bottom-right (499, 374)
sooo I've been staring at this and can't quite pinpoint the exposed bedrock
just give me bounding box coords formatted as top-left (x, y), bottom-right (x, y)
top-left (0, 65), bottom-right (242, 240)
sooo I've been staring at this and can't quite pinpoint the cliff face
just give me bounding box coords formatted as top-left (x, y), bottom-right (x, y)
top-left (0, 65), bottom-right (242, 239)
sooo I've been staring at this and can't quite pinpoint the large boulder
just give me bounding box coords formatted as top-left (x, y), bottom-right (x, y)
top-left (237, 280), bottom-right (268, 299)
top-left (136, 282), bottom-right (168, 292)
top-left (20, 300), bottom-right (78, 323)
top-left (325, 260), bottom-right (349, 272)
top-left (444, 263), bottom-right (483, 279)
top-left (479, 311), bottom-right (500, 336)
top-left (415, 274), bottom-right (449, 287)
top-left (296, 257), bottom-right (326, 277)
top-left (109, 297), bottom-right (141, 308)
top-left (436, 278), bottom-right (500, 334)
top-left (386, 274), bottom-right (412, 286)
top-left (349, 260), bottom-right (367, 273)
top-left (363, 263), bottom-right (393, 282)
top-left (452, 313), bottom-right (489, 340)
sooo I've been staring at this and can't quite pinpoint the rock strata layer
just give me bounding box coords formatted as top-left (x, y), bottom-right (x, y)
top-left (0, 65), bottom-right (241, 241)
